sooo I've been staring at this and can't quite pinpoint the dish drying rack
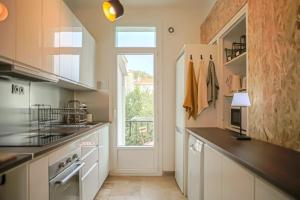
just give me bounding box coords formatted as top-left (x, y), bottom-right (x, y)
top-left (32, 100), bottom-right (88, 130)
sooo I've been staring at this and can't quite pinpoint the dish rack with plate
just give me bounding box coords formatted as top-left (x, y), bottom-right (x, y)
top-left (31, 100), bottom-right (88, 130)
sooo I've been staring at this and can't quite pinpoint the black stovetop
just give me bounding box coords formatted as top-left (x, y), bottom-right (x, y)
top-left (0, 127), bottom-right (81, 147)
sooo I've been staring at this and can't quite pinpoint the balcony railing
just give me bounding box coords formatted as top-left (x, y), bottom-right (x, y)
top-left (125, 120), bottom-right (154, 146)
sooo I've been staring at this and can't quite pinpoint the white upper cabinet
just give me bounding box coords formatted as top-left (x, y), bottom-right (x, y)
top-left (42, 0), bottom-right (60, 74)
top-left (59, 1), bottom-right (82, 82)
top-left (0, 0), bottom-right (15, 62)
top-left (15, 0), bottom-right (42, 69)
top-left (80, 27), bottom-right (96, 88)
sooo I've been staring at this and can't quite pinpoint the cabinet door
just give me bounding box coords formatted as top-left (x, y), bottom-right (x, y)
top-left (80, 28), bottom-right (95, 88)
top-left (204, 144), bottom-right (222, 200)
top-left (15, 0), bottom-right (42, 69)
top-left (103, 125), bottom-right (110, 178)
top-left (255, 178), bottom-right (291, 200)
top-left (98, 125), bottom-right (110, 187)
top-left (222, 156), bottom-right (254, 200)
top-left (0, 0), bottom-right (15, 61)
top-left (29, 157), bottom-right (49, 200)
top-left (42, 0), bottom-right (60, 74)
top-left (59, 1), bottom-right (82, 82)
top-left (81, 163), bottom-right (99, 200)
top-left (175, 130), bottom-right (184, 192)
top-left (0, 164), bottom-right (28, 200)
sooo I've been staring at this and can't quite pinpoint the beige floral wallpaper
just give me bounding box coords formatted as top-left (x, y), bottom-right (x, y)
top-left (201, 0), bottom-right (300, 151)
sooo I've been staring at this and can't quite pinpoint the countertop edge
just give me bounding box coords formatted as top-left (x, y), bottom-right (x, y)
top-left (0, 154), bottom-right (32, 175)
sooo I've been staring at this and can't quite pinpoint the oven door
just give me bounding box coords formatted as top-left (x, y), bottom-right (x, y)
top-left (49, 162), bottom-right (85, 200)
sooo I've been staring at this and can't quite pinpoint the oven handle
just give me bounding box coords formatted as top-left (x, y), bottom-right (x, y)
top-left (51, 162), bottom-right (85, 185)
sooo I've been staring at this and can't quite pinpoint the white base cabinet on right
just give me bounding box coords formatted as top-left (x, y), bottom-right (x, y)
top-left (203, 144), bottom-right (293, 200)
top-left (222, 156), bottom-right (254, 200)
top-left (255, 178), bottom-right (291, 200)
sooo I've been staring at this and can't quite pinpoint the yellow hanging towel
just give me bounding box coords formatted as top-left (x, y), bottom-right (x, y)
top-left (183, 60), bottom-right (198, 120)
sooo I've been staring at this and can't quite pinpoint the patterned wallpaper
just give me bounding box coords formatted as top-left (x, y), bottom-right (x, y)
top-left (201, 0), bottom-right (300, 151)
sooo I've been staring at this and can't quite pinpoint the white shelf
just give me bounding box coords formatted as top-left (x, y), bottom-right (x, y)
top-left (224, 52), bottom-right (247, 67)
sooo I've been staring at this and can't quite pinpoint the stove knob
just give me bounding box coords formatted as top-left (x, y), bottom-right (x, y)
top-left (72, 154), bottom-right (78, 160)
top-left (66, 158), bottom-right (72, 164)
top-left (58, 162), bottom-right (65, 169)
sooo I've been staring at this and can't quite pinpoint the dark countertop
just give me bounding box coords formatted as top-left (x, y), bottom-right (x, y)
top-left (187, 127), bottom-right (300, 199)
top-left (0, 154), bottom-right (32, 174)
top-left (0, 122), bottom-right (109, 174)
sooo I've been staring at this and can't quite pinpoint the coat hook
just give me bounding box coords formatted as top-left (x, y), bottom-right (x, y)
top-left (190, 55), bottom-right (193, 60)
top-left (210, 54), bottom-right (213, 60)
top-left (200, 54), bottom-right (203, 60)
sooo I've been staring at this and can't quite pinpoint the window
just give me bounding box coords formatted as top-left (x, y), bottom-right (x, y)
top-left (117, 54), bottom-right (154, 146)
top-left (116, 26), bottom-right (157, 146)
top-left (116, 26), bottom-right (156, 48)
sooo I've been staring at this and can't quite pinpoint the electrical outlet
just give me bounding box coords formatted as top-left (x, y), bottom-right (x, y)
top-left (11, 84), bottom-right (24, 95)
top-left (19, 87), bottom-right (24, 95)
top-left (12, 84), bottom-right (18, 94)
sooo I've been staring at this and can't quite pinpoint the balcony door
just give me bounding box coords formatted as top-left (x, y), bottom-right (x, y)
top-left (112, 26), bottom-right (162, 175)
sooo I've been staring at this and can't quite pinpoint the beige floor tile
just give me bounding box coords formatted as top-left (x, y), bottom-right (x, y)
top-left (95, 176), bottom-right (186, 200)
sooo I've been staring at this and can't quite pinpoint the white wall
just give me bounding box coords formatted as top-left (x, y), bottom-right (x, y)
top-left (70, 4), bottom-right (213, 171)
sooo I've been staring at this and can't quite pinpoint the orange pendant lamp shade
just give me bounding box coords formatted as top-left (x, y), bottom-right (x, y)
top-left (0, 2), bottom-right (8, 22)
top-left (102, 0), bottom-right (124, 22)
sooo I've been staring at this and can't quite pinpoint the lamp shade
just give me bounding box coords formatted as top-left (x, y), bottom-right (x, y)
top-left (231, 92), bottom-right (251, 107)
top-left (0, 2), bottom-right (8, 22)
top-left (102, 0), bottom-right (124, 22)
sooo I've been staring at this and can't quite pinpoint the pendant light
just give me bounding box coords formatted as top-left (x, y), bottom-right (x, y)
top-left (0, 2), bottom-right (8, 22)
top-left (102, 0), bottom-right (124, 22)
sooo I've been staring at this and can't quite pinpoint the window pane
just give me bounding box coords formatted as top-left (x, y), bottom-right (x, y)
top-left (117, 54), bottom-right (155, 146)
top-left (116, 27), bottom-right (156, 48)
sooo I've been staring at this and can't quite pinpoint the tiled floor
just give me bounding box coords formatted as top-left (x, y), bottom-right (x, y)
top-left (95, 176), bottom-right (187, 200)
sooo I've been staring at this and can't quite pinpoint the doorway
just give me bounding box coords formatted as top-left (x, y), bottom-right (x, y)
top-left (112, 26), bottom-right (162, 175)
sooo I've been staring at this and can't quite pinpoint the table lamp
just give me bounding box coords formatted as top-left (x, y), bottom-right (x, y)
top-left (231, 92), bottom-right (251, 140)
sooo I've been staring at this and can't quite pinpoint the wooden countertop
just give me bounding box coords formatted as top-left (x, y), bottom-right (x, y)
top-left (187, 127), bottom-right (300, 199)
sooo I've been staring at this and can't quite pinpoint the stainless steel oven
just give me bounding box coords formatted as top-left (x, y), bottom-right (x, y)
top-left (49, 149), bottom-right (84, 200)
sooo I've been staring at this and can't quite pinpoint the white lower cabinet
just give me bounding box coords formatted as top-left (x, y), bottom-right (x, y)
top-left (29, 156), bottom-right (49, 200)
top-left (203, 144), bottom-right (222, 200)
top-left (98, 125), bottom-right (110, 187)
top-left (222, 156), bottom-right (254, 200)
top-left (81, 163), bottom-right (99, 200)
top-left (255, 177), bottom-right (291, 200)
top-left (0, 164), bottom-right (28, 200)
top-left (202, 143), bottom-right (293, 200)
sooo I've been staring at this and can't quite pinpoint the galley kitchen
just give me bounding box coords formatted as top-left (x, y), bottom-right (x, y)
top-left (0, 0), bottom-right (299, 200)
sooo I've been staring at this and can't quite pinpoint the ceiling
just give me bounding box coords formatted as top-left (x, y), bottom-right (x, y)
top-left (67, 0), bottom-right (216, 9)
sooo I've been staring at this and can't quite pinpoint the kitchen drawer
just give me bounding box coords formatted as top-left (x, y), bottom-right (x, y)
top-left (81, 147), bottom-right (98, 176)
top-left (81, 163), bottom-right (99, 200)
top-left (81, 131), bottom-right (99, 157)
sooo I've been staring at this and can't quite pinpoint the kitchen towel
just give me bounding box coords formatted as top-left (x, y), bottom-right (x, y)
top-left (197, 60), bottom-right (208, 114)
top-left (206, 60), bottom-right (219, 107)
top-left (183, 60), bottom-right (198, 120)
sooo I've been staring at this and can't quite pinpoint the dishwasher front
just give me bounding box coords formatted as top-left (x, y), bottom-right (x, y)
top-left (188, 134), bottom-right (204, 200)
